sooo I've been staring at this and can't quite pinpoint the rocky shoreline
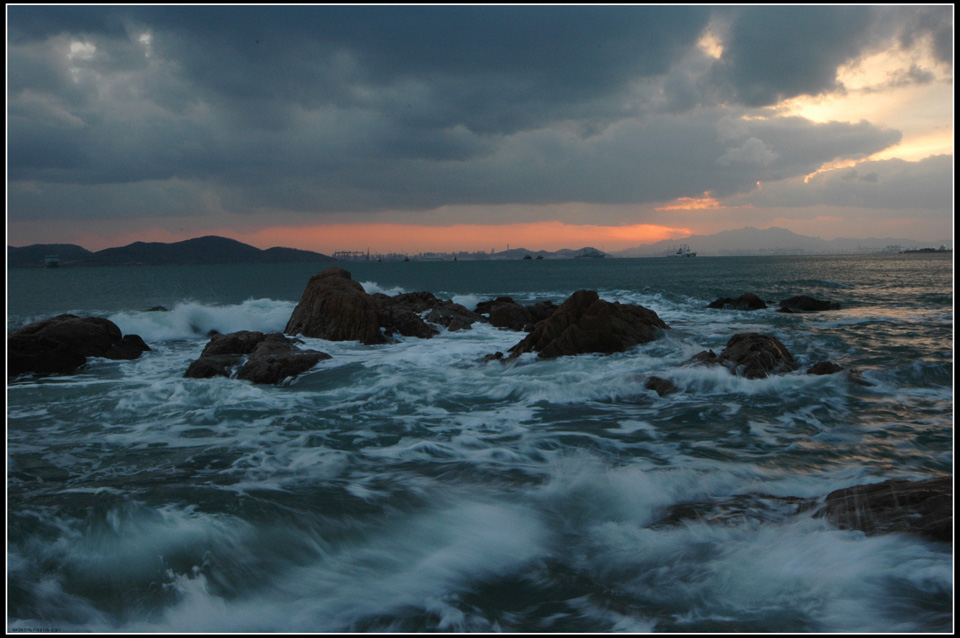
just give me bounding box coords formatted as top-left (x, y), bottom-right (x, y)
top-left (7, 266), bottom-right (951, 544)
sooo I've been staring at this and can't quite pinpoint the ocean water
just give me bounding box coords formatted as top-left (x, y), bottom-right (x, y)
top-left (6, 254), bottom-right (953, 632)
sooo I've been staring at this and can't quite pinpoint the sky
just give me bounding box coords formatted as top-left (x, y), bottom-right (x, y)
top-left (6, 5), bottom-right (954, 254)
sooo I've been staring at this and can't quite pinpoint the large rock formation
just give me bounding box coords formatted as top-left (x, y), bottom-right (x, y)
top-left (285, 267), bottom-right (485, 344)
top-left (707, 292), bottom-right (767, 311)
top-left (184, 331), bottom-right (330, 384)
top-left (778, 295), bottom-right (841, 312)
top-left (814, 476), bottom-right (952, 543)
top-left (686, 332), bottom-right (798, 379)
top-left (285, 267), bottom-right (387, 345)
top-left (506, 290), bottom-right (669, 359)
top-left (8, 314), bottom-right (151, 378)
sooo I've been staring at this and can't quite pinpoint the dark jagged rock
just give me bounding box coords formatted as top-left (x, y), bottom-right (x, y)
top-left (285, 267), bottom-right (387, 345)
top-left (105, 334), bottom-right (152, 360)
top-left (716, 333), bottom-right (798, 379)
top-left (236, 334), bottom-right (331, 384)
top-left (807, 361), bottom-right (844, 375)
top-left (506, 290), bottom-right (669, 359)
top-left (645, 376), bottom-right (678, 397)
top-left (8, 314), bottom-right (151, 378)
top-left (814, 476), bottom-right (952, 543)
top-left (806, 361), bottom-right (873, 386)
top-left (707, 292), bottom-right (767, 311)
top-left (146, 306), bottom-right (169, 312)
top-left (424, 303), bottom-right (485, 332)
top-left (684, 349), bottom-right (719, 367)
top-left (200, 330), bottom-right (268, 356)
top-left (778, 295), bottom-right (841, 312)
top-left (287, 268), bottom-right (486, 344)
top-left (185, 331), bottom-right (329, 384)
top-left (685, 334), bottom-right (797, 379)
top-left (476, 297), bottom-right (558, 332)
top-left (184, 354), bottom-right (242, 379)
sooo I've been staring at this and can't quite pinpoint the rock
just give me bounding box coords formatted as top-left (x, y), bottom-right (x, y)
top-left (807, 361), bottom-right (844, 375)
top-left (685, 334), bottom-right (797, 379)
top-left (815, 476), bottom-right (952, 543)
top-left (145, 306), bottom-right (169, 312)
top-left (707, 293), bottom-right (767, 311)
top-left (185, 331), bottom-right (329, 384)
top-left (506, 290), bottom-right (669, 359)
top-left (424, 302), bottom-right (485, 332)
top-left (645, 376), bottom-right (678, 397)
top-left (778, 295), bottom-right (841, 312)
top-left (286, 268), bottom-right (486, 344)
top-left (105, 334), bottom-right (153, 360)
top-left (476, 297), bottom-right (558, 332)
top-left (285, 267), bottom-right (387, 345)
top-left (716, 332), bottom-right (798, 379)
top-left (806, 361), bottom-right (873, 386)
top-left (184, 354), bottom-right (242, 379)
top-left (8, 314), bottom-right (151, 378)
top-left (236, 334), bottom-right (331, 384)
top-left (684, 349), bottom-right (719, 367)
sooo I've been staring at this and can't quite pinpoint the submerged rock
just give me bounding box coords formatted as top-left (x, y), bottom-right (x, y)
top-left (778, 295), bottom-right (840, 312)
top-left (707, 293), bottom-right (767, 311)
top-left (814, 476), bottom-right (952, 543)
top-left (506, 290), bottom-right (669, 359)
top-left (8, 314), bottom-right (151, 378)
top-left (806, 360), bottom-right (873, 386)
top-left (686, 333), bottom-right (797, 379)
top-left (185, 331), bottom-right (330, 384)
top-left (645, 376), bottom-right (678, 397)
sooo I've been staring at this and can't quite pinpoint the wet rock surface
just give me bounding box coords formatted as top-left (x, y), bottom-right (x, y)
top-left (506, 289), bottom-right (669, 359)
top-left (8, 314), bottom-right (151, 378)
top-left (185, 331), bottom-right (330, 384)
top-left (286, 267), bottom-right (486, 343)
top-left (686, 332), bottom-right (798, 379)
top-left (814, 476), bottom-right (952, 543)
top-left (707, 292), bottom-right (768, 311)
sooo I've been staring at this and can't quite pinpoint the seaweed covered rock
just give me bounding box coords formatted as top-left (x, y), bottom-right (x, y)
top-left (8, 314), bottom-right (151, 378)
top-left (778, 295), bottom-right (840, 312)
top-left (814, 476), bottom-right (952, 543)
top-left (506, 290), bottom-right (669, 359)
top-left (185, 331), bottom-right (330, 384)
top-left (707, 293), bottom-right (767, 311)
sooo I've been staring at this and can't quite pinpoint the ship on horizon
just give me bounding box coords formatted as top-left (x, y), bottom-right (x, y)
top-left (671, 244), bottom-right (697, 257)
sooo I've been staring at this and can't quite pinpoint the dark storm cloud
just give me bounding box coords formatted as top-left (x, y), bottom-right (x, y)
top-left (702, 5), bottom-right (876, 107)
top-left (6, 5), bottom-right (949, 223)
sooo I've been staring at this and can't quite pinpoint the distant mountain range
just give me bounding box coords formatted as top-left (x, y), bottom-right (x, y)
top-left (7, 228), bottom-right (952, 268)
top-left (614, 227), bottom-right (952, 257)
top-left (8, 236), bottom-right (335, 268)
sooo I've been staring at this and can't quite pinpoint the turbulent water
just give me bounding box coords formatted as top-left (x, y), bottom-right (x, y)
top-left (7, 254), bottom-right (954, 633)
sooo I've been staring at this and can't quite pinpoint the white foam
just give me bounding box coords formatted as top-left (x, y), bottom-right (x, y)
top-left (109, 299), bottom-right (297, 342)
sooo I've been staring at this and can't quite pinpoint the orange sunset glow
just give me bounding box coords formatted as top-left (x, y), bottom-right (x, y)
top-left (96, 222), bottom-right (692, 255)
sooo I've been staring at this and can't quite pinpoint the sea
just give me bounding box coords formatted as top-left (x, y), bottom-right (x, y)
top-left (6, 253), bottom-right (954, 633)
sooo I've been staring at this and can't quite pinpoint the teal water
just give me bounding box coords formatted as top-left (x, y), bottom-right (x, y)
top-left (7, 254), bottom-right (954, 632)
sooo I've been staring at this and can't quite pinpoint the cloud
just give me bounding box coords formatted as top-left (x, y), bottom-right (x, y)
top-left (5, 5), bottom-right (951, 234)
top-left (736, 154), bottom-right (952, 210)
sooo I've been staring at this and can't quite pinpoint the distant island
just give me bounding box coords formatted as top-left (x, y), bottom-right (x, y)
top-left (8, 236), bottom-right (336, 268)
top-left (7, 228), bottom-right (953, 267)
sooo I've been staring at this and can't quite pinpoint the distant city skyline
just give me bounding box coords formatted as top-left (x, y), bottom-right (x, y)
top-left (8, 5), bottom-right (953, 253)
